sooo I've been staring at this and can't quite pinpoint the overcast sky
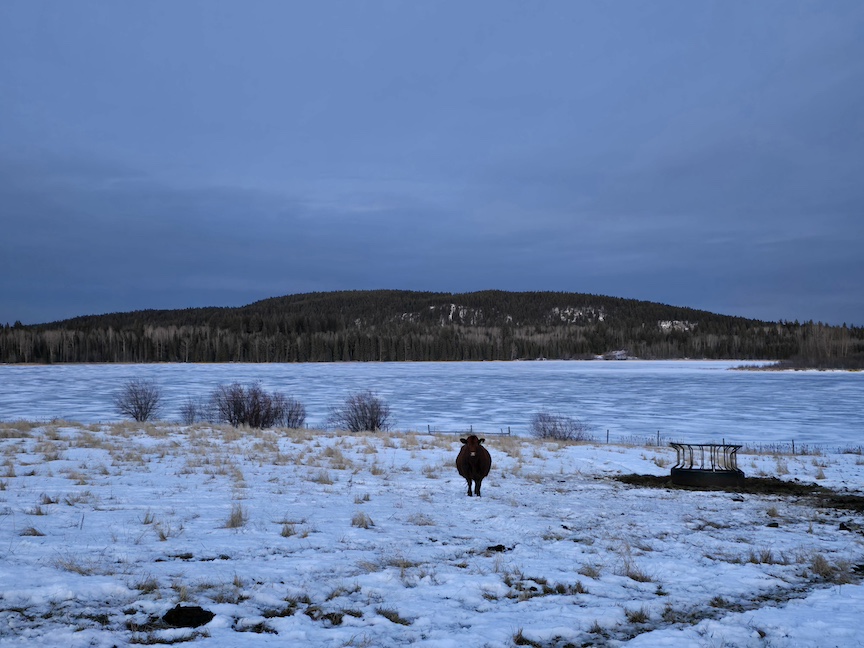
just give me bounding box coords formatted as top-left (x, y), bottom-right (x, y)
top-left (2, 1), bottom-right (862, 326)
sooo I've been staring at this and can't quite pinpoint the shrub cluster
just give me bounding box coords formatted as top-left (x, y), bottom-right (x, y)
top-left (115, 378), bottom-right (395, 433)
top-left (114, 378), bottom-right (163, 422)
top-left (529, 412), bottom-right (591, 441)
top-left (211, 383), bottom-right (306, 429)
top-left (327, 390), bottom-right (392, 432)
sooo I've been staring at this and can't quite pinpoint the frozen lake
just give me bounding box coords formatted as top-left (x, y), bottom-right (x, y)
top-left (0, 360), bottom-right (861, 447)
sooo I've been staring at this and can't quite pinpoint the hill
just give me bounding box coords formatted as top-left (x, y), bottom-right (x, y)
top-left (1, 290), bottom-right (862, 365)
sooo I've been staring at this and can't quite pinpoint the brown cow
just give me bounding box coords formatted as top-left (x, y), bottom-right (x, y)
top-left (456, 435), bottom-right (492, 497)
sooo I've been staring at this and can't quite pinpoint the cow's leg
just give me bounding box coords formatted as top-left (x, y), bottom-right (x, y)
top-left (465, 478), bottom-right (473, 496)
top-left (474, 478), bottom-right (482, 497)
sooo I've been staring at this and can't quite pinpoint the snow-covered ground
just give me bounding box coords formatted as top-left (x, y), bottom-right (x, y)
top-left (1, 421), bottom-right (863, 647)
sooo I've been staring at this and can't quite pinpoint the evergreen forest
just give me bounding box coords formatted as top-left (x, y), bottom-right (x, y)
top-left (2, 290), bottom-right (862, 367)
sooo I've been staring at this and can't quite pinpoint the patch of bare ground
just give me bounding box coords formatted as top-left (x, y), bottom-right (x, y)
top-left (612, 474), bottom-right (864, 513)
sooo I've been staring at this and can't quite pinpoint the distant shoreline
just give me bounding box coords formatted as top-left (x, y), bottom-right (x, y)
top-left (735, 360), bottom-right (863, 372)
top-left (2, 357), bottom-right (775, 367)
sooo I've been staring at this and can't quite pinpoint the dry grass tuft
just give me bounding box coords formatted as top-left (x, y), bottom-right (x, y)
top-left (225, 503), bottom-right (248, 529)
top-left (351, 512), bottom-right (374, 529)
top-left (620, 559), bottom-right (653, 582)
top-left (513, 628), bottom-right (542, 647)
top-left (309, 469), bottom-right (334, 485)
top-left (406, 513), bottom-right (435, 526)
top-left (808, 553), bottom-right (852, 583)
top-left (133, 574), bottom-right (160, 594)
top-left (53, 553), bottom-right (107, 576)
top-left (625, 606), bottom-right (650, 624)
top-left (376, 607), bottom-right (411, 626)
top-left (747, 547), bottom-right (787, 565)
top-left (578, 564), bottom-right (602, 579)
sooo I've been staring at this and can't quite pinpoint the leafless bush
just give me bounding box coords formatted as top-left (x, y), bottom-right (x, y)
top-left (210, 382), bottom-right (306, 429)
top-left (115, 378), bottom-right (162, 422)
top-left (281, 395), bottom-right (307, 429)
top-left (327, 391), bottom-right (392, 432)
top-left (179, 396), bottom-right (209, 425)
top-left (529, 412), bottom-right (591, 441)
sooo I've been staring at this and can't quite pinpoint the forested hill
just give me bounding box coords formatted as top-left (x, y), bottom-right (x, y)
top-left (2, 290), bottom-right (862, 366)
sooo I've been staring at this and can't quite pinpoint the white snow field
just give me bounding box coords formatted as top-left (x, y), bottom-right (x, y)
top-left (1, 422), bottom-right (863, 647)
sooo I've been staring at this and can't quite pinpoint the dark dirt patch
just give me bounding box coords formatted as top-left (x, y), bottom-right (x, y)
top-left (162, 605), bottom-right (214, 628)
top-left (822, 493), bottom-right (864, 513)
top-left (612, 474), bottom-right (864, 512)
top-left (486, 544), bottom-right (509, 553)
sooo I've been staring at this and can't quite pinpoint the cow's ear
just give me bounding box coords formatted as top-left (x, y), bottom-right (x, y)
top-left (479, 438), bottom-right (486, 444)
top-left (459, 438), bottom-right (467, 444)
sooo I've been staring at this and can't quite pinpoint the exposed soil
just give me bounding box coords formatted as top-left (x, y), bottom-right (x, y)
top-left (612, 474), bottom-right (864, 513)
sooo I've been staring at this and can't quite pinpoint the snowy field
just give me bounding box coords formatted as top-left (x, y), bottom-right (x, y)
top-left (1, 361), bottom-right (862, 447)
top-left (1, 421), bottom-right (863, 647)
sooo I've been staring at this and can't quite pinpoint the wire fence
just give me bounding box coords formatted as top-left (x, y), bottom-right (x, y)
top-left (421, 423), bottom-right (864, 456)
top-left (424, 424), bottom-right (512, 437)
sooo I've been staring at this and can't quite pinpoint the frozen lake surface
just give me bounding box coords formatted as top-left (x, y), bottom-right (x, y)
top-left (0, 360), bottom-right (861, 447)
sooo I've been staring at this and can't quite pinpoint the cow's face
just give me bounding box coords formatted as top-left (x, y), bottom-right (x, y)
top-left (461, 435), bottom-right (485, 457)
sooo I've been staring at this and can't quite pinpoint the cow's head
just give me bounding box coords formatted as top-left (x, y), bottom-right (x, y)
top-left (460, 435), bottom-right (485, 456)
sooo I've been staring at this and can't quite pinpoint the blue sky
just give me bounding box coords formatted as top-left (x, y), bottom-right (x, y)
top-left (2, 1), bottom-right (862, 326)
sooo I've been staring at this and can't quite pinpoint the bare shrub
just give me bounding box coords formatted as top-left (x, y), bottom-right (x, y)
top-left (212, 383), bottom-right (247, 427)
top-left (179, 397), bottom-right (209, 425)
top-left (115, 378), bottom-right (162, 422)
top-left (211, 382), bottom-right (306, 429)
top-left (327, 391), bottom-right (392, 432)
top-left (281, 396), bottom-right (307, 429)
top-left (529, 412), bottom-right (591, 441)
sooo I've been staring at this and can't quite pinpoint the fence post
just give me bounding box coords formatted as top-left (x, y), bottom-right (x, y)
top-left (657, 430), bottom-right (660, 446)
top-left (606, 429), bottom-right (609, 444)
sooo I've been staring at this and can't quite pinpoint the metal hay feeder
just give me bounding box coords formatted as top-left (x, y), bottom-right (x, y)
top-left (669, 442), bottom-right (745, 488)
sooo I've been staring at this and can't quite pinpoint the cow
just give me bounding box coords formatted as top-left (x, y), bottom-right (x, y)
top-left (456, 435), bottom-right (492, 497)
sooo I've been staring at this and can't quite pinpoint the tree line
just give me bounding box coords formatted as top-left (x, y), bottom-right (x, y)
top-left (2, 290), bottom-right (861, 366)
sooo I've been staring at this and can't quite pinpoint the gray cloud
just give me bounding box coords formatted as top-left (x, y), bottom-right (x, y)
top-left (1, 1), bottom-right (862, 326)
